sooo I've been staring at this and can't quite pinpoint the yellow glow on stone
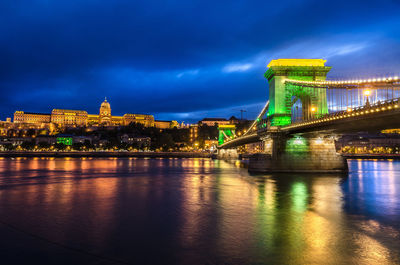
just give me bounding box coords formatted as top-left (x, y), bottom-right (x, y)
top-left (267, 59), bottom-right (326, 68)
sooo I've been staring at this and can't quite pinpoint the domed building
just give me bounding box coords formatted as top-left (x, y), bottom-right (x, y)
top-left (13, 96), bottom-right (156, 128)
top-left (99, 98), bottom-right (112, 125)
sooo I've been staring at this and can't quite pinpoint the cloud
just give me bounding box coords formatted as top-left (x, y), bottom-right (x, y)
top-left (222, 63), bottom-right (253, 73)
top-left (176, 69), bottom-right (200, 78)
top-left (0, 0), bottom-right (400, 121)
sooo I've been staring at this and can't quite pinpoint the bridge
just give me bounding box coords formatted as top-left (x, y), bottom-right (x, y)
top-left (217, 59), bottom-right (400, 172)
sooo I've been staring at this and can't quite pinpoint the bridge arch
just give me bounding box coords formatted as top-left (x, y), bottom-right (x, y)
top-left (287, 84), bottom-right (319, 122)
top-left (265, 59), bottom-right (330, 126)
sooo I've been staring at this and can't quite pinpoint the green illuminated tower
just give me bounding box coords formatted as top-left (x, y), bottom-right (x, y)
top-left (218, 124), bottom-right (236, 145)
top-left (265, 59), bottom-right (331, 126)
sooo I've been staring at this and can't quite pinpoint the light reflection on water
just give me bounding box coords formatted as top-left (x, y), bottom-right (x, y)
top-left (0, 158), bottom-right (399, 264)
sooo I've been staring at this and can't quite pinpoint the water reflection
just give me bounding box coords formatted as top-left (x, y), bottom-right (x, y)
top-left (0, 158), bottom-right (399, 264)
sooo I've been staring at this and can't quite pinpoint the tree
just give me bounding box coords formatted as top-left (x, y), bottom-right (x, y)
top-left (21, 141), bottom-right (35, 150)
top-left (155, 133), bottom-right (174, 151)
top-left (38, 141), bottom-right (51, 149)
top-left (54, 143), bottom-right (66, 151)
top-left (4, 143), bottom-right (15, 151)
top-left (72, 142), bottom-right (84, 151)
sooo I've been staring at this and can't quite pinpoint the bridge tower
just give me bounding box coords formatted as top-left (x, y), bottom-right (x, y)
top-left (217, 124), bottom-right (239, 159)
top-left (218, 124), bottom-right (236, 145)
top-left (246, 59), bottom-right (347, 172)
top-left (265, 59), bottom-right (331, 126)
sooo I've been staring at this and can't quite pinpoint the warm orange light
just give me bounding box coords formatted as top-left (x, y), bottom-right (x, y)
top-left (311, 107), bottom-right (316, 112)
top-left (364, 90), bottom-right (371, 96)
top-left (347, 108), bottom-right (352, 112)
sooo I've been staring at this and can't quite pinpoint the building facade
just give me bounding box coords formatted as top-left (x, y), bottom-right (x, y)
top-left (154, 120), bottom-right (179, 129)
top-left (51, 109), bottom-right (88, 126)
top-left (13, 98), bottom-right (155, 128)
top-left (14, 111), bottom-right (51, 124)
top-left (123, 114), bottom-right (155, 127)
top-left (189, 124), bottom-right (198, 144)
top-left (99, 99), bottom-right (112, 125)
top-left (199, 118), bottom-right (231, 126)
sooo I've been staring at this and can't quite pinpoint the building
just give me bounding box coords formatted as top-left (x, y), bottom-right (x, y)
top-left (35, 135), bottom-right (57, 145)
top-left (14, 111), bottom-right (51, 124)
top-left (229, 116), bottom-right (240, 124)
top-left (199, 118), bottom-right (231, 126)
top-left (189, 124), bottom-right (198, 144)
top-left (123, 114), bottom-right (155, 127)
top-left (12, 98), bottom-right (156, 128)
top-left (204, 139), bottom-right (218, 149)
top-left (120, 134), bottom-right (151, 148)
top-left (51, 109), bottom-right (88, 126)
top-left (87, 114), bottom-right (100, 126)
top-left (99, 99), bottom-right (112, 125)
top-left (337, 134), bottom-right (400, 154)
top-left (154, 120), bottom-right (179, 129)
top-left (56, 134), bottom-right (73, 145)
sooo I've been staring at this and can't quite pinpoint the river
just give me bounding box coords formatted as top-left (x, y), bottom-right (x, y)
top-left (0, 157), bottom-right (399, 264)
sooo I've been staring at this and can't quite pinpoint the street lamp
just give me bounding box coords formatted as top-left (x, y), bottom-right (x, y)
top-left (364, 89), bottom-right (371, 107)
top-left (311, 106), bottom-right (317, 120)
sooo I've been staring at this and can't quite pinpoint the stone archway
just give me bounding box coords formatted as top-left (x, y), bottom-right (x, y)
top-left (286, 85), bottom-right (319, 123)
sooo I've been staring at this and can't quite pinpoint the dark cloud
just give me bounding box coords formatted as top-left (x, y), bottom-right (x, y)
top-left (0, 0), bottom-right (399, 121)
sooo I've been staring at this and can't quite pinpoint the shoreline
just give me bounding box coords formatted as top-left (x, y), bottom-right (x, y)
top-left (0, 151), bottom-right (212, 158)
top-left (1, 151), bottom-right (399, 160)
top-left (343, 154), bottom-right (400, 159)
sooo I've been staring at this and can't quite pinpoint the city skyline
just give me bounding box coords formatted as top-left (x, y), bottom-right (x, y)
top-left (1, 1), bottom-right (400, 122)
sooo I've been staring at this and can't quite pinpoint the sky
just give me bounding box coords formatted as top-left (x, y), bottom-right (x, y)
top-left (1, 0), bottom-right (400, 123)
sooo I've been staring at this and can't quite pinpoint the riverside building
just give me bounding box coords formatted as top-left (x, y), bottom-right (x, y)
top-left (13, 98), bottom-right (155, 128)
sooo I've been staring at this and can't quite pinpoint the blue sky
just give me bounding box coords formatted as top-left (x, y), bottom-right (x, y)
top-left (1, 0), bottom-right (400, 122)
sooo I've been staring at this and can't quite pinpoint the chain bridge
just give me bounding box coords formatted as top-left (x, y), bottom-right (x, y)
top-left (217, 59), bottom-right (400, 172)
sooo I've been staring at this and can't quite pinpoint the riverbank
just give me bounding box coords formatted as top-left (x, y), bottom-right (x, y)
top-left (0, 151), bottom-right (212, 158)
top-left (343, 153), bottom-right (400, 159)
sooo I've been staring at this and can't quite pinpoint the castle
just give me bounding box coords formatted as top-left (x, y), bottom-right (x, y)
top-left (13, 98), bottom-right (155, 127)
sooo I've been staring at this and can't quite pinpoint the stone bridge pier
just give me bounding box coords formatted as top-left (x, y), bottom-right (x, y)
top-left (217, 148), bottom-right (239, 160)
top-left (248, 133), bottom-right (347, 173)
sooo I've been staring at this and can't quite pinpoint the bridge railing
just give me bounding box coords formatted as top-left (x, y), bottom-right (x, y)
top-left (256, 97), bottom-right (400, 131)
top-left (284, 97), bottom-right (400, 129)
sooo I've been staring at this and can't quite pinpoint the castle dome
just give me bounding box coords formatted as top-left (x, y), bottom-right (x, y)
top-left (99, 97), bottom-right (111, 118)
top-left (100, 98), bottom-right (111, 110)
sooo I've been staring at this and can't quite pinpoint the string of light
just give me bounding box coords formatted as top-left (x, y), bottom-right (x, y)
top-left (285, 76), bottom-right (400, 86)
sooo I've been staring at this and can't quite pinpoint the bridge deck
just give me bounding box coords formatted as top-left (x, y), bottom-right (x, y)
top-left (220, 98), bottom-right (400, 149)
top-left (279, 98), bottom-right (400, 134)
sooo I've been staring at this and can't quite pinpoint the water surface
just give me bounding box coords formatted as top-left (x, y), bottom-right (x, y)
top-left (0, 157), bottom-right (399, 264)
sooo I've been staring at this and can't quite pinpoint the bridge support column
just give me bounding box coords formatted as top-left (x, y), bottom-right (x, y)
top-left (249, 134), bottom-right (347, 173)
top-left (217, 149), bottom-right (239, 160)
